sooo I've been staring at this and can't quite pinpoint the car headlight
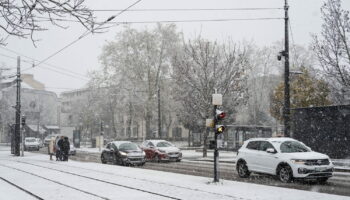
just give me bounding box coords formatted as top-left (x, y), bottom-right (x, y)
top-left (291, 159), bottom-right (306, 165)
top-left (142, 151), bottom-right (146, 156)
top-left (120, 151), bottom-right (127, 156)
top-left (158, 149), bottom-right (166, 153)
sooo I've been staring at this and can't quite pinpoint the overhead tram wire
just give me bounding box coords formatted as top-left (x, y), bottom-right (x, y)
top-left (86, 7), bottom-right (283, 12)
top-left (39, 7), bottom-right (283, 12)
top-left (0, 46), bottom-right (87, 79)
top-left (33, 17), bottom-right (284, 24)
top-left (24, 0), bottom-right (143, 73)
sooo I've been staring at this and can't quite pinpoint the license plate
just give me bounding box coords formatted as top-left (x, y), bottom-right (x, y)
top-left (315, 167), bottom-right (327, 172)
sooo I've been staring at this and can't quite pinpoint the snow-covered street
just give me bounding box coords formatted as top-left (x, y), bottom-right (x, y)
top-left (1, 146), bottom-right (349, 200)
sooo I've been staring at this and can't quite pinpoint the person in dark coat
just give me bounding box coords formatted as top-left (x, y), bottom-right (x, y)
top-left (56, 136), bottom-right (64, 161)
top-left (61, 137), bottom-right (70, 161)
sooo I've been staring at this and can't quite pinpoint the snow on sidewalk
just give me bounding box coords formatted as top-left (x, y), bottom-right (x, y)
top-left (0, 149), bottom-right (349, 200)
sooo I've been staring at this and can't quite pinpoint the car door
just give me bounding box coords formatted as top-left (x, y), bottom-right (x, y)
top-left (256, 141), bottom-right (279, 174)
top-left (143, 141), bottom-right (155, 159)
top-left (244, 141), bottom-right (261, 172)
top-left (104, 143), bottom-right (112, 162)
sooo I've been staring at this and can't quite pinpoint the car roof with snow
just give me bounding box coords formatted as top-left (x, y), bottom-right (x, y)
top-left (246, 137), bottom-right (297, 143)
top-left (145, 140), bottom-right (171, 145)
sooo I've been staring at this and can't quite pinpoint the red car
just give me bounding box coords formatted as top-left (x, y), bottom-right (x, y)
top-left (141, 140), bottom-right (182, 162)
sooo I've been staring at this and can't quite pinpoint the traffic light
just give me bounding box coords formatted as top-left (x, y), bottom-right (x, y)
top-left (21, 116), bottom-right (26, 126)
top-left (215, 109), bottom-right (226, 122)
top-left (214, 109), bottom-right (226, 135)
top-left (216, 125), bottom-right (225, 134)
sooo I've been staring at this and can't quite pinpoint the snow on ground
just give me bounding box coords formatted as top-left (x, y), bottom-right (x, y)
top-left (0, 146), bottom-right (350, 200)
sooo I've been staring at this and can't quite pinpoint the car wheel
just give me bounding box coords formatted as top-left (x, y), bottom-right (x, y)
top-left (101, 154), bottom-right (107, 164)
top-left (176, 159), bottom-right (181, 162)
top-left (236, 160), bottom-right (250, 178)
top-left (278, 165), bottom-right (293, 183)
top-left (112, 154), bottom-right (119, 165)
top-left (317, 177), bottom-right (329, 184)
top-left (154, 154), bottom-right (160, 163)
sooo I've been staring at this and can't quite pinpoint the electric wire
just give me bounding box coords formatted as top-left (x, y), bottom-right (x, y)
top-left (24, 0), bottom-right (143, 73)
top-left (0, 52), bottom-right (89, 81)
top-left (34, 16), bottom-right (284, 24)
top-left (40, 7), bottom-right (283, 12)
top-left (0, 46), bottom-right (87, 78)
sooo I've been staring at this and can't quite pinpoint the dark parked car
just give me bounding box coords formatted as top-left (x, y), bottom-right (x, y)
top-left (101, 141), bottom-right (146, 166)
top-left (141, 140), bottom-right (182, 162)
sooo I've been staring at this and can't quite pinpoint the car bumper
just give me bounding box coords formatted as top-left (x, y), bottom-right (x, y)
top-left (159, 152), bottom-right (182, 161)
top-left (292, 165), bottom-right (334, 178)
top-left (123, 157), bottom-right (146, 165)
top-left (25, 146), bottom-right (39, 150)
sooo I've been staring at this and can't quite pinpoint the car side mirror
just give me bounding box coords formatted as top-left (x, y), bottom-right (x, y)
top-left (150, 146), bottom-right (155, 149)
top-left (266, 148), bottom-right (276, 154)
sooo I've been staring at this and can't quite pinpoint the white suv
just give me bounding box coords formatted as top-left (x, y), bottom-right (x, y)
top-left (236, 137), bottom-right (334, 183)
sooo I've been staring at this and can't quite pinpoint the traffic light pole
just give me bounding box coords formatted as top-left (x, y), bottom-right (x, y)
top-left (14, 56), bottom-right (21, 156)
top-left (21, 116), bottom-right (26, 157)
top-left (213, 105), bottom-right (219, 182)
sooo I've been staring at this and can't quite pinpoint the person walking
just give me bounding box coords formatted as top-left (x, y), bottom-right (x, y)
top-left (61, 137), bottom-right (70, 161)
top-left (48, 137), bottom-right (55, 160)
top-left (57, 136), bottom-right (64, 161)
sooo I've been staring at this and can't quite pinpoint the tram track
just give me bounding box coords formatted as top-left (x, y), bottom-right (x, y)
top-left (69, 152), bottom-right (350, 197)
top-left (0, 177), bottom-right (44, 200)
top-left (7, 160), bottom-right (243, 200)
top-left (32, 148), bottom-right (350, 197)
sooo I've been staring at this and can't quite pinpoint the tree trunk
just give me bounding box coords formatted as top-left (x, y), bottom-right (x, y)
top-left (203, 128), bottom-right (208, 157)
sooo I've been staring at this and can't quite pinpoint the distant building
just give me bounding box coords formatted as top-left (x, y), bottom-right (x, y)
top-left (0, 74), bottom-right (59, 142)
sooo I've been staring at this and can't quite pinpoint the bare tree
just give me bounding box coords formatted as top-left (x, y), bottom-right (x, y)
top-left (313, 0), bottom-right (350, 103)
top-left (0, 0), bottom-right (98, 44)
top-left (172, 37), bottom-right (250, 157)
top-left (96, 24), bottom-right (182, 139)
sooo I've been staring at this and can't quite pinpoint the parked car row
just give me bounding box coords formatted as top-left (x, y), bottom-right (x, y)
top-left (101, 140), bottom-right (182, 166)
top-left (100, 137), bottom-right (333, 184)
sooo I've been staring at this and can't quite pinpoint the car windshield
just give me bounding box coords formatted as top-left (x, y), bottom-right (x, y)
top-left (280, 141), bottom-right (310, 153)
top-left (156, 141), bottom-right (173, 147)
top-left (25, 138), bottom-right (36, 142)
top-left (118, 143), bottom-right (139, 151)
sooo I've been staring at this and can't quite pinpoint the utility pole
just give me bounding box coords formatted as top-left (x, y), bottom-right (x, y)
top-left (99, 120), bottom-right (104, 152)
top-left (21, 115), bottom-right (26, 156)
top-left (14, 56), bottom-right (21, 156)
top-left (157, 87), bottom-right (161, 139)
top-left (283, 0), bottom-right (291, 137)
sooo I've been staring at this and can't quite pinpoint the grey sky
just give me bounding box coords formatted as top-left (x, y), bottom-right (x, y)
top-left (1, 0), bottom-right (349, 95)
